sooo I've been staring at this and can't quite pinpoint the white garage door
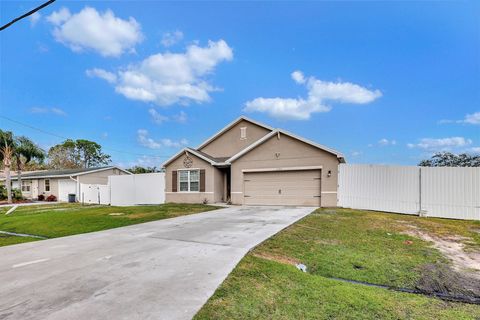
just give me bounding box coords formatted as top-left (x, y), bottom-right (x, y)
top-left (243, 170), bottom-right (321, 206)
top-left (58, 179), bottom-right (77, 202)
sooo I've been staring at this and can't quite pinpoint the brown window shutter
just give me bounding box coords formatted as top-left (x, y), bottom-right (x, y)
top-left (172, 171), bottom-right (177, 192)
top-left (200, 169), bottom-right (206, 192)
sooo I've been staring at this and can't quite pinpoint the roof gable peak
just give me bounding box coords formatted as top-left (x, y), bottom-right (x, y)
top-left (196, 116), bottom-right (273, 150)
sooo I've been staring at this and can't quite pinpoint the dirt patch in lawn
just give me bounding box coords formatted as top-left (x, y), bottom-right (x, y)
top-left (252, 252), bottom-right (299, 266)
top-left (415, 263), bottom-right (480, 302)
top-left (108, 212), bottom-right (126, 216)
top-left (403, 225), bottom-right (480, 278)
top-left (401, 224), bottom-right (480, 302)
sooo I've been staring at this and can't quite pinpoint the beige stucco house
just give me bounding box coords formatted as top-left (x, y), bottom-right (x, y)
top-left (163, 116), bottom-right (345, 207)
top-left (2, 166), bottom-right (130, 202)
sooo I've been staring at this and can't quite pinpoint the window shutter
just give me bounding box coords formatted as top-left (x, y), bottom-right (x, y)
top-left (172, 171), bottom-right (177, 192)
top-left (200, 169), bottom-right (206, 192)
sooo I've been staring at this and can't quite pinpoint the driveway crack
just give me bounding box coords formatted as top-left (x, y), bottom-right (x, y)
top-left (148, 236), bottom-right (231, 247)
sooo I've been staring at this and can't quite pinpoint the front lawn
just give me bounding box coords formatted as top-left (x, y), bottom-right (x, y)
top-left (195, 208), bottom-right (480, 319)
top-left (0, 203), bottom-right (217, 247)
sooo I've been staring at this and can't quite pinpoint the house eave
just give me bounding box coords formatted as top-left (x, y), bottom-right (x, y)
top-left (0, 166), bottom-right (131, 181)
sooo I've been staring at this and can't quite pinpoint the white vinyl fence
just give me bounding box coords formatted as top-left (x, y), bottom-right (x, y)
top-left (80, 184), bottom-right (110, 205)
top-left (338, 164), bottom-right (480, 220)
top-left (109, 173), bottom-right (165, 206)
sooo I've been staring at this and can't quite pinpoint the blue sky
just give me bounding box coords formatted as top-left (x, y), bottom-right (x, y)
top-left (1, 1), bottom-right (479, 168)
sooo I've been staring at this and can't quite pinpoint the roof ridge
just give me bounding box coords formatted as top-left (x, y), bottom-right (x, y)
top-left (196, 116), bottom-right (274, 150)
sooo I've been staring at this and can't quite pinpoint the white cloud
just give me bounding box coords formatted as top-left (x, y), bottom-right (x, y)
top-left (378, 138), bottom-right (396, 146)
top-left (46, 7), bottom-right (70, 25)
top-left (92, 39), bottom-right (233, 106)
top-left (407, 137), bottom-right (472, 151)
top-left (137, 129), bottom-right (161, 149)
top-left (463, 112), bottom-right (480, 125)
top-left (161, 30), bottom-right (183, 47)
top-left (161, 138), bottom-right (189, 148)
top-left (47, 7), bottom-right (142, 57)
top-left (29, 12), bottom-right (41, 27)
top-left (351, 151), bottom-right (362, 157)
top-left (148, 108), bottom-right (169, 124)
top-left (86, 68), bottom-right (117, 83)
top-left (37, 43), bottom-right (49, 53)
top-left (148, 109), bottom-right (188, 125)
top-left (291, 70), bottom-right (305, 84)
top-left (467, 147), bottom-right (480, 153)
top-left (438, 111), bottom-right (480, 125)
top-left (244, 70), bottom-right (382, 120)
top-left (51, 108), bottom-right (67, 116)
top-left (137, 129), bottom-right (188, 149)
top-left (172, 111), bottom-right (188, 123)
top-left (29, 107), bottom-right (67, 116)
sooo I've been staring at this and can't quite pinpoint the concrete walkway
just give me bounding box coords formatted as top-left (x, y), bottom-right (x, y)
top-left (0, 206), bottom-right (314, 320)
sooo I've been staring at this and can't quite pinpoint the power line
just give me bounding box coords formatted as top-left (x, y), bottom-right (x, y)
top-left (0, 115), bottom-right (171, 159)
top-left (1, 0), bottom-right (56, 31)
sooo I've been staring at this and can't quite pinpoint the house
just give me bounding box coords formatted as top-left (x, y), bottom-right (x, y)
top-left (1, 166), bottom-right (130, 202)
top-left (163, 116), bottom-right (345, 207)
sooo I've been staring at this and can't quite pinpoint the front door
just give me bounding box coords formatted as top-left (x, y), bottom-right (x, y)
top-left (31, 180), bottom-right (39, 199)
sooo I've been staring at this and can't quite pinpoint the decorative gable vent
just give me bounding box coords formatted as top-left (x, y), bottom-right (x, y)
top-left (240, 127), bottom-right (247, 140)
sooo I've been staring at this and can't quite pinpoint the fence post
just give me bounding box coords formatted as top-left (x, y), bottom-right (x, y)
top-left (418, 167), bottom-right (422, 215)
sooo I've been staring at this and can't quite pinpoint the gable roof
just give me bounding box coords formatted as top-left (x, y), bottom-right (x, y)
top-left (1, 166), bottom-right (131, 180)
top-left (226, 129), bottom-right (346, 163)
top-left (162, 116), bottom-right (345, 167)
top-left (196, 116), bottom-right (273, 150)
top-left (162, 148), bottom-right (224, 167)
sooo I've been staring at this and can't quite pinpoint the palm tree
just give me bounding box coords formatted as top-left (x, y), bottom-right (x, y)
top-left (0, 130), bottom-right (15, 203)
top-left (1, 143), bottom-right (13, 204)
top-left (14, 136), bottom-right (45, 191)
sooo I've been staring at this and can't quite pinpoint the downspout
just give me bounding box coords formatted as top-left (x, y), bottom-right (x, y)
top-left (69, 175), bottom-right (79, 202)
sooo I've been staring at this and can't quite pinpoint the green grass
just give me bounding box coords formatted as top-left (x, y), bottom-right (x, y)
top-left (0, 234), bottom-right (41, 246)
top-left (195, 208), bottom-right (480, 319)
top-left (255, 208), bottom-right (480, 288)
top-left (196, 256), bottom-right (480, 320)
top-left (0, 203), bottom-right (217, 247)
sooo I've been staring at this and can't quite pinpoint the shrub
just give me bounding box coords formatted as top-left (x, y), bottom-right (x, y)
top-left (12, 188), bottom-right (23, 200)
top-left (0, 185), bottom-right (6, 200)
top-left (46, 194), bottom-right (57, 202)
top-left (0, 186), bottom-right (23, 201)
top-left (203, 198), bottom-right (209, 204)
top-left (38, 194), bottom-right (45, 201)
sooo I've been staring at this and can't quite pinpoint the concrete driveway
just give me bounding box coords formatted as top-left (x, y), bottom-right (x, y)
top-left (0, 206), bottom-right (314, 320)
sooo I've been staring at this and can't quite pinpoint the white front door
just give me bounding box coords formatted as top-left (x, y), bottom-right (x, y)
top-left (31, 180), bottom-right (39, 199)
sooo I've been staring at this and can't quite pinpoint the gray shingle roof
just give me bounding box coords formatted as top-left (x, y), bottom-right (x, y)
top-left (4, 166), bottom-right (121, 179)
top-left (189, 149), bottom-right (230, 163)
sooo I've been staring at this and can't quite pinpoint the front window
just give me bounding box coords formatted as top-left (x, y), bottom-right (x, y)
top-left (178, 170), bottom-right (200, 192)
top-left (21, 180), bottom-right (31, 192)
top-left (45, 179), bottom-right (50, 192)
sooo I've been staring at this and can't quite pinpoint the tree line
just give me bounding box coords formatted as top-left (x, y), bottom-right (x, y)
top-left (0, 130), bottom-right (114, 203)
top-left (0, 130), bottom-right (160, 204)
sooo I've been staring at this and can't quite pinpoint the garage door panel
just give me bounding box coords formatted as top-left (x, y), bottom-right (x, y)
top-left (243, 170), bottom-right (321, 206)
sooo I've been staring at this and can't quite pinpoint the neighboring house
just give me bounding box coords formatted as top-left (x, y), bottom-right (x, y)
top-left (1, 166), bottom-right (130, 202)
top-left (163, 116), bottom-right (345, 207)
